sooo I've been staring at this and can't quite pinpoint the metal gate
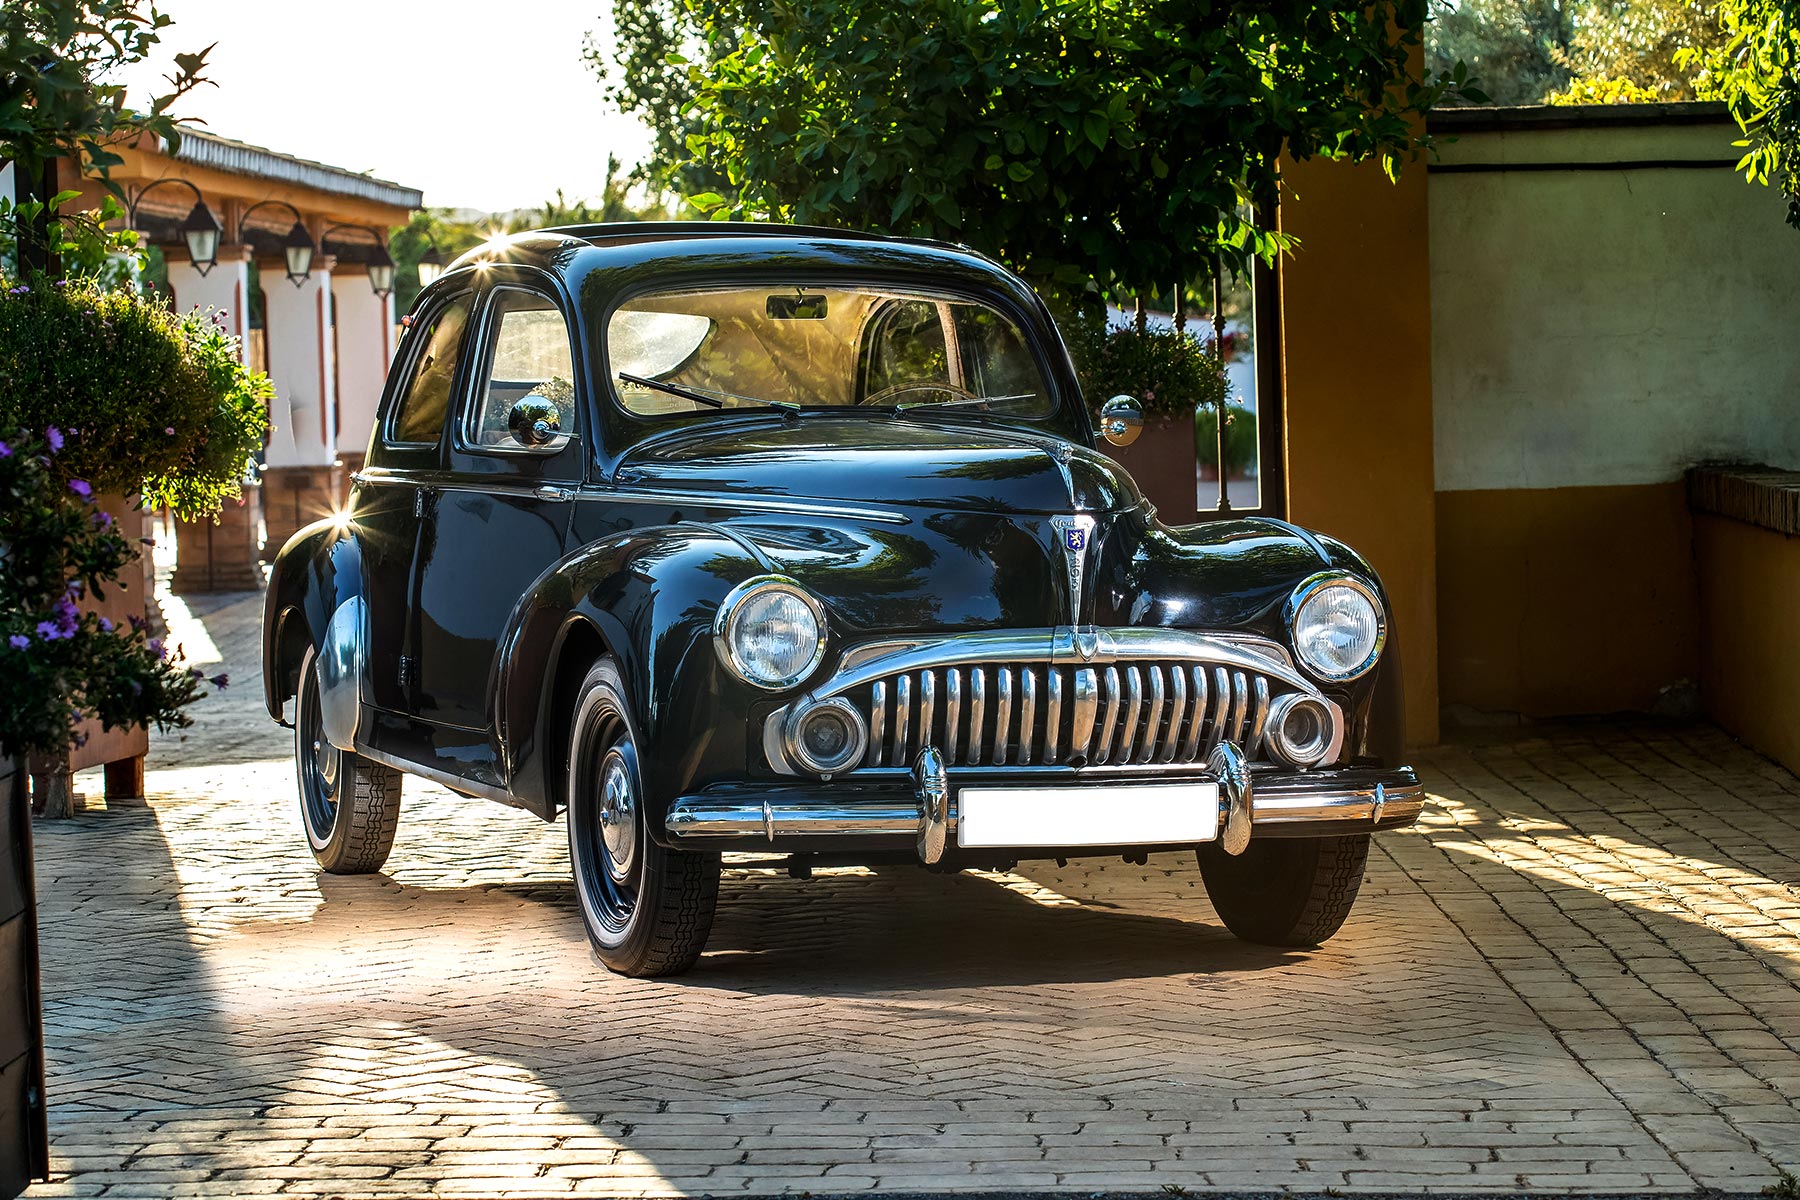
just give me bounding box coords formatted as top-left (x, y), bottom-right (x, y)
top-left (0, 759), bottom-right (47, 1198)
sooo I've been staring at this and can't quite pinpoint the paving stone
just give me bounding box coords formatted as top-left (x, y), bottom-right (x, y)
top-left (20, 578), bottom-right (1800, 1196)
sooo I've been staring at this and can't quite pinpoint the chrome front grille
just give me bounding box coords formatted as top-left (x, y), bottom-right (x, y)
top-left (858, 661), bottom-right (1273, 769)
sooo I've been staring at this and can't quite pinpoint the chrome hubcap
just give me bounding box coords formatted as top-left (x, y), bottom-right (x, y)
top-left (597, 747), bottom-right (637, 884)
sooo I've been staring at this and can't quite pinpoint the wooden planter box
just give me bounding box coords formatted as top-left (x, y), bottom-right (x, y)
top-left (0, 758), bottom-right (49, 1194)
top-left (1105, 414), bottom-right (1199, 526)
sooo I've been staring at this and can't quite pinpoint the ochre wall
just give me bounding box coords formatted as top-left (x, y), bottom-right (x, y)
top-left (1279, 155), bottom-right (1439, 748)
top-left (1437, 482), bottom-right (1699, 716)
top-left (1694, 514), bottom-right (1800, 775)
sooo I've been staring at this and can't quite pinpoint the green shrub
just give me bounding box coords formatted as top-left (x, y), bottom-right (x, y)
top-left (0, 273), bottom-right (270, 519)
top-left (1060, 303), bottom-right (1229, 422)
top-left (0, 426), bottom-right (211, 760)
top-left (1194, 403), bottom-right (1258, 476)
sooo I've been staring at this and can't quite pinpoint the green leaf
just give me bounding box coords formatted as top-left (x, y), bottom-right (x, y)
top-left (1083, 112), bottom-right (1108, 150)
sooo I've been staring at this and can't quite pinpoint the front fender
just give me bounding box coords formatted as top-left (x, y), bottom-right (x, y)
top-left (497, 524), bottom-right (775, 817)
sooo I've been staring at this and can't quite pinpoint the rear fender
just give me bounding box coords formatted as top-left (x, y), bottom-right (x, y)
top-left (262, 520), bottom-right (365, 752)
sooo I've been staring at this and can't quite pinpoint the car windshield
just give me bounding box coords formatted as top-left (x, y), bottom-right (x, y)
top-left (606, 285), bottom-right (1053, 418)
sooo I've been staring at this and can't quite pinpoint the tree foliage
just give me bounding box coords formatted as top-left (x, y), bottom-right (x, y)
top-left (603, 0), bottom-right (1480, 293)
top-left (0, 0), bottom-right (209, 265)
top-left (1686, 0), bottom-right (1800, 230)
top-left (0, 273), bottom-right (270, 518)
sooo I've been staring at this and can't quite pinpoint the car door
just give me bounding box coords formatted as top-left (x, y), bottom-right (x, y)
top-left (358, 289), bottom-right (476, 715)
top-left (411, 278), bottom-right (582, 733)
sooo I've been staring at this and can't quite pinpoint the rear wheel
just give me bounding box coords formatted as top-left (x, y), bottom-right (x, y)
top-left (566, 658), bottom-right (719, 977)
top-left (1197, 834), bottom-right (1370, 946)
top-left (295, 646), bottom-right (403, 874)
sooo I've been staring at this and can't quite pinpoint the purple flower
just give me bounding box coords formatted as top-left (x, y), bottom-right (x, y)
top-left (127, 614), bottom-right (146, 632)
top-left (72, 731), bottom-right (88, 749)
top-left (35, 621), bottom-right (67, 641)
top-left (209, 673), bottom-right (230, 690)
top-left (0, 441), bottom-right (10, 458)
top-left (93, 511), bottom-right (113, 529)
top-left (65, 579), bottom-right (83, 599)
top-left (98, 616), bottom-right (113, 633)
top-left (68, 478), bottom-right (92, 499)
top-left (44, 427), bottom-right (63, 452)
top-left (139, 537), bottom-right (156, 547)
top-left (147, 637), bottom-right (164, 658)
top-left (7, 635), bottom-right (27, 650)
top-left (52, 596), bottom-right (80, 635)
top-left (164, 427), bottom-right (176, 436)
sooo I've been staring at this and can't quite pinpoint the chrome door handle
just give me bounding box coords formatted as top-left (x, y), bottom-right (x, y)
top-left (535, 485), bottom-right (575, 502)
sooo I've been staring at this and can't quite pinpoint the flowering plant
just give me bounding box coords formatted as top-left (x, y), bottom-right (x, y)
top-left (0, 272), bottom-right (270, 520)
top-left (1059, 302), bottom-right (1231, 423)
top-left (0, 427), bottom-right (213, 760)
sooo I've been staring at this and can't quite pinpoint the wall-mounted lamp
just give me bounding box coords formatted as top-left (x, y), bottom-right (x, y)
top-left (242, 201), bottom-right (318, 287)
top-left (126, 178), bottom-right (222, 275)
top-left (322, 225), bottom-right (398, 298)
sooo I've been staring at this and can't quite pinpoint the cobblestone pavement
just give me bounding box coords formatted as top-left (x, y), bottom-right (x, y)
top-left (24, 587), bottom-right (1800, 1197)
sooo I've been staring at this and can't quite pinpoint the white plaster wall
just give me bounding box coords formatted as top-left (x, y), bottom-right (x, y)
top-left (332, 281), bottom-right (394, 458)
top-left (260, 265), bottom-right (337, 468)
top-left (1430, 121), bottom-right (1800, 492)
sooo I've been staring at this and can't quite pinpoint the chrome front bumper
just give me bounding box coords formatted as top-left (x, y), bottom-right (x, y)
top-left (663, 758), bottom-right (1424, 858)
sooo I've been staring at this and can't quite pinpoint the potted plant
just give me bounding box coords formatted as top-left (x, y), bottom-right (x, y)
top-left (0, 246), bottom-right (269, 813)
top-left (0, 427), bottom-right (216, 816)
top-left (1063, 303), bottom-right (1230, 524)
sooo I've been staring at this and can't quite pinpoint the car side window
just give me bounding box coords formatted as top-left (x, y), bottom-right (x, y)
top-left (390, 295), bottom-right (474, 445)
top-left (468, 289), bottom-right (576, 449)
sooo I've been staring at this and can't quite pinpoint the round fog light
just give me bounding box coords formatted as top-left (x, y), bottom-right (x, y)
top-left (1266, 693), bottom-right (1335, 769)
top-left (787, 697), bottom-right (868, 776)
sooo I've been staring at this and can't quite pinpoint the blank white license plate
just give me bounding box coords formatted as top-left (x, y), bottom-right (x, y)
top-left (957, 782), bottom-right (1220, 848)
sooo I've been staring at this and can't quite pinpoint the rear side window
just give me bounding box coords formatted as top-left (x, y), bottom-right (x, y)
top-left (390, 295), bottom-right (473, 445)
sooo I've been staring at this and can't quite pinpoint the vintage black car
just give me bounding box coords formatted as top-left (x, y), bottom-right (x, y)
top-left (262, 223), bottom-right (1421, 977)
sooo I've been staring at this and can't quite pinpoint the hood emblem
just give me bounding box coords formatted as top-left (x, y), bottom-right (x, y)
top-left (1050, 514), bottom-right (1097, 626)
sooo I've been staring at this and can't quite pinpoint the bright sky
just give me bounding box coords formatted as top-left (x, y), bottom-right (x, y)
top-left (115, 0), bottom-right (654, 213)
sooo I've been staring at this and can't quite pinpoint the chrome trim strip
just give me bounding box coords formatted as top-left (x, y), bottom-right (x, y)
top-left (1044, 667), bottom-right (1064, 764)
top-left (968, 668), bottom-right (986, 767)
top-left (1140, 664), bottom-right (1164, 765)
top-left (1018, 668), bottom-right (1038, 766)
top-left (944, 669), bottom-right (963, 764)
top-left (919, 670), bottom-right (937, 752)
top-left (1229, 671), bottom-right (1248, 745)
top-left (1249, 676), bottom-right (1270, 758)
top-left (1208, 667), bottom-right (1230, 752)
top-left (868, 680), bottom-right (887, 767)
top-left (1183, 666), bottom-right (1208, 761)
top-left (1121, 665), bottom-right (1144, 764)
top-left (805, 627), bottom-right (1317, 707)
top-left (993, 668), bottom-right (1014, 766)
top-left (597, 485), bottom-right (911, 526)
top-left (1162, 666), bottom-right (1186, 764)
top-left (664, 778), bottom-right (1426, 842)
top-left (894, 674), bottom-right (912, 763)
top-left (1093, 665), bottom-right (1120, 763)
top-left (1071, 667), bottom-right (1098, 759)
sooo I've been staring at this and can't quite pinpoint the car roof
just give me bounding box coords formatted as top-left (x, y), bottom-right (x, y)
top-left (440, 221), bottom-right (1006, 281)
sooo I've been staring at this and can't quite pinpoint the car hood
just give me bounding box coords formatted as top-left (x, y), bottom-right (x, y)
top-left (612, 415), bottom-right (1143, 516)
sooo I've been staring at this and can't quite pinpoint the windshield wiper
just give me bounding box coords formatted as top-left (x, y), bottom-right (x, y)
top-left (617, 372), bottom-right (798, 414)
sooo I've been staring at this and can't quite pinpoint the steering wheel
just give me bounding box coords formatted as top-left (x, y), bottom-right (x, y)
top-left (860, 380), bottom-right (982, 407)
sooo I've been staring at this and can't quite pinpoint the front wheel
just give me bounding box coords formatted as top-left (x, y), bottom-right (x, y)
top-left (1197, 834), bottom-right (1370, 946)
top-left (566, 658), bottom-right (719, 977)
top-left (295, 646), bottom-right (403, 874)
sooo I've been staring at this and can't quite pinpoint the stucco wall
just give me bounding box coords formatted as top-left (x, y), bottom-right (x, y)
top-left (1694, 513), bottom-right (1800, 775)
top-left (1428, 106), bottom-right (1800, 718)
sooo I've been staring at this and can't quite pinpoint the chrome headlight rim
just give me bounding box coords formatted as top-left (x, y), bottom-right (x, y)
top-left (1284, 570), bottom-right (1387, 684)
top-left (713, 574), bottom-right (829, 692)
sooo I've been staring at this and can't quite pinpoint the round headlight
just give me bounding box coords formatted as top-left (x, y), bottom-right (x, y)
top-left (714, 576), bottom-right (827, 690)
top-left (1287, 573), bottom-right (1385, 682)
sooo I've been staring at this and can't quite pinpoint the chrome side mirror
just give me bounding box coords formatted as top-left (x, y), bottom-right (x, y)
top-left (508, 394), bottom-right (562, 448)
top-left (1099, 395), bottom-right (1143, 447)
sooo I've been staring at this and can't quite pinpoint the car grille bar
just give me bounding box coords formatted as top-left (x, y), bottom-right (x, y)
top-left (859, 659), bottom-right (1275, 770)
